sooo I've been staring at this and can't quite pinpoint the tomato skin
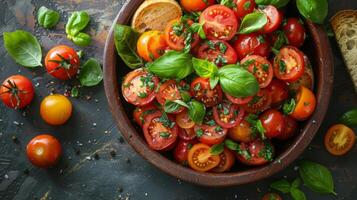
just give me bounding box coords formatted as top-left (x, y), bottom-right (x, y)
top-left (290, 86), bottom-right (316, 121)
top-left (282, 18), bottom-right (306, 47)
top-left (0, 75), bottom-right (34, 109)
top-left (211, 148), bottom-right (235, 172)
top-left (236, 139), bottom-right (274, 166)
top-left (190, 77), bottom-right (223, 107)
top-left (225, 93), bottom-right (253, 105)
top-left (242, 89), bottom-right (272, 113)
top-left (259, 109), bottom-right (285, 138)
top-left (122, 68), bottom-right (159, 106)
top-left (174, 139), bottom-right (198, 164)
top-left (262, 193), bottom-right (282, 200)
top-left (178, 128), bottom-right (197, 141)
top-left (26, 134), bottom-right (62, 168)
top-left (241, 55), bottom-right (274, 88)
top-left (233, 33), bottom-right (271, 60)
top-left (180, 0), bottom-right (215, 12)
top-left (228, 120), bottom-right (256, 143)
top-left (176, 110), bottom-right (195, 129)
top-left (40, 94), bottom-right (72, 126)
top-left (137, 31), bottom-right (167, 62)
top-left (288, 55), bottom-right (314, 91)
top-left (277, 116), bottom-right (298, 140)
top-left (273, 46), bottom-right (305, 83)
top-left (133, 104), bottom-right (158, 126)
top-left (44, 45), bottom-right (80, 80)
top-left (266, 79), bottom-right (289, 105)
top-left (260, 5), bottom-right (283, 33)
top-left (195, 124), bottom-right (227, 145)
top-left (213, 102), bottom-right (245, 129)
top-left (324, 124), bottom-right (356, 156)
top-left (235, 0), bottom-right (256, 18)
top-left (199, 5), bottom-right (238, 41)
top-left (187, 143), bottom-right (221, 172)
top-left (143, 111), bottom-right (178, 151)
top-left (197, 40), bottom-right (238, 66)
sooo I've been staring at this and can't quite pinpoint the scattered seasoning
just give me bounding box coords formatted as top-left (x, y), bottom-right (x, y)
top-left (75, 148), bottom-right (80, 155)
top-left (118, 187), bottom-right (124, 193)
top-left (118, 137), bottom-right (124, 143)
top-left (85, 95), bottom-right (92, 100)
top-left (110, 149), bottom-right (116, 157)
top-left (92, 123), bottom-right (97, 127)
top-left (94, 153), bottom-right (99, 160)
top-left (144, 193), bottom-right (148, 197)
top-left (4, 174), bottom-right (9, 179)
top-left (59, 169), bottom-right (64, 175)
top-left (23, 168), bottom-right (30, 175)
top-left (125, 157), bottom-right (131, 163)
top-left (11, 135), bottom-right (19, 144)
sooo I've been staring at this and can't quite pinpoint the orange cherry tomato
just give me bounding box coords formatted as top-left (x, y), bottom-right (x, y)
top-left (262, 193), bottom-right (282, 200)
top-left (188, 143), bottom-right (221, 172)
top-left (228, 120), bottom-right (256, 143)
top-left (324, 124), bottom-right (356, 156)
top-left (176, 110), bottom-right (195, 129)
top-left (211, 148), bottom-right (235, 173)
top-left (290, 86), bottom-right (316, 121)
top-left (180, 0), bottom-right (215, 12)
top-left (26, 134), bottom-right (62, 168)
top-left (40, 94), bottom-right (72, 126)
top-left (137, 31), bottom-right (167, 62)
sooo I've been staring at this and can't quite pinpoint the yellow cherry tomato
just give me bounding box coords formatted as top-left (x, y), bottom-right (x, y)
top-left (40, 94), bottom-right (72, 125)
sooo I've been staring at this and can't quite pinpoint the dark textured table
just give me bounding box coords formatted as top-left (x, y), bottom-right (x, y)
top-left (0, 0), bottom-right (356, 199)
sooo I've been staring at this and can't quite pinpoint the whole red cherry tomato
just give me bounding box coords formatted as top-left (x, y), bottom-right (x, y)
top-left (0, 75), bottom-right (34, 109)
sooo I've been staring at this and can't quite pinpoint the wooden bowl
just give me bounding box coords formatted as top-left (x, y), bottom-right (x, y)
top-left (103, 0), bottom-right (334, 187)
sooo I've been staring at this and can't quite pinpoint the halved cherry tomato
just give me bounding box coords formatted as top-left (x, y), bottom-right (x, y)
top-left (0, 75), bottom-right (34, 109)
top-left (213, 102), bottom-right (245, 128)
top-left (133, 104), bottom-right (158, 126)
top-left (176, 110), bottom-right (195, 129)
top-left (260, 5), bottom-right (283, 33)
top-left (143, 111), bottom-right (178, 151)
top-left (236, 139), bottom-right (274, 166)
top-left (241, 55), bottom-right (273, 88)
top-left (197, 40), bottom-right (238, 66)
top-left (187, 143), bottom-right (221, 172)
top-left (164, 18), bottom-right (200, 51)
top-left (180, 0), bottom-right (215, 12)
top-left (242, 89), bottom-right (272, 113)
top-left (288, 55), bottom-right (314, 91)
top-left (174, 139), bottom-right (198, 164)
top-left (273, 46), bottom-right (305, 82)
top-left (225, 93), bottom-right (253, 105)
top-left (290, 86), bottom-right (316, 121)
top-left (44, 45), bottom-right (80, 80)
top-left (156, 80), bottom-right (185, 114)
top-left (282, 18), bottom-right (306, 47)
top-left (122, 68), bottom-right (159, 106)
top-left (228, 120), bottom-right (256, 143)
top-left (259, 109), bottom-right (285, 138)
top-left (234, 0), bottom-right (256, 18)
top-left (262, 193), bottom-right (282, 200)
top-left (137, 31), bottom-right (167, 62)
top-left (324, 124), bottom-right (356, 156)
top-left (194, 124), bottom-right (227, 145)
top-left (179, 128), bottom-right (197, 141)
top-left (277, 116), bottom-right (298, 140)
top-left (190, 77), bottom-right (223, 107)
top-left (211, 148), bottom-right (235, 172)
top-left (199, 5), bottom-right (238, 41)
top-left (26, 134), bottom-right (62, 168)
top-left (266, 79), bottom-right (289, 105)
top-left (233, 33), bottom-right (271, 60)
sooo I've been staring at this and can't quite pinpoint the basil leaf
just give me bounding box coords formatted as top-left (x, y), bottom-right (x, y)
top-left (290, 188), bottom-right (307, 200)
top-left (3, 30), bottom-right (42, 68)
top-left (79, 58), bottom-right (103, 86)
top-left (209, 76), bottom-right (220, 89)
top-left (291, 178), bottom-right (301, 188)
top-left (192, 57), bottom-right (218, 78)
top-left (270, 179), bottom-right (291, 194)
top-left (273, 30), bottom-right (288, 49)
top-left (114, 24), bottom-right (143, 69)
top-left (224, 139), bottom-right (239, 151)
top-left (210, 143), bottom-right (224, 155)
top-left (66, 11), bottom-right (90, 37)
top-left (296, 0), bottom-right (328, 24)
top-left (71, 87), bottom-right (79, 98)
top-left (37, 6), bottom-right (60, 29)
top-left (340, 108), bottom-right (357, 127)
top-left (148, 51), bottom-right (193, 80)
top-left (72, 32), bottom-right (91, 47)
top-left (255, 0), bottom-right (290, 8)
top-left (164, 100), bottom-right (189, 113)
top-left (190, 22), bottom-right (206, 39)
top-left (299, 160), bottom-right (337, 195)
top-left (282, 98), bottom-right (296, 115)
top-left (239, 12), bottom-right (268, 34)
top-left (218, 65), bottom-right (259, 97)
top-left (188, 100), bottom-right (206, 125)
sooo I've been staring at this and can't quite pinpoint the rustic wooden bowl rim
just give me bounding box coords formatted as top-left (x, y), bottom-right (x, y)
top-left (103, 0), bottom-right (334, 187)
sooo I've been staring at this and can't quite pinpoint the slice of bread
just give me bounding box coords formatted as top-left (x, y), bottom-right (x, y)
top-left (131, 0), bottom-right (182, 33)
top-left (330, 10), bottom-right (357, 92)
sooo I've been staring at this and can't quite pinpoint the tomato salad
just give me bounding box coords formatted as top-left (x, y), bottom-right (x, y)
top-left (117, 0), bottom-right (317, 173)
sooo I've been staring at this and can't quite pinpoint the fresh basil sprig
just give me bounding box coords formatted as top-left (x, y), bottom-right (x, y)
top-left (3, 30), bottom-right (42, 68)
top-left (339, 108), bottom-right (357, 127)
top-left (114, 24), bottom-right (143, 69)
top-left (218, 65), bottom-right (259, 97)
top-left (238, 12), bottom-right (268, 34)
top-left (188, 100), bottom-right (206, 125)
top-left (79, 58), bottom-right (103, 86)
top-left (37, 6), bottom-right (60, 29)
top-left (164, 100), bottom-right (189, 113)
top-left (255, 0), bottom-right (290, 8)
top-left (192, 57), bottom-right (218, 78)
top-left (299, 160), bottom-right (337, 195)
top-left (271, 178), bottom-right (307, 200)
top-left (148, 51), bottom-right (193, 80)
top-left (65, 11), bottom-right (91, 46)
top-left (210, 143), bottom-right (224, 155)
top-left (296, 0), bottom-right (328, 24)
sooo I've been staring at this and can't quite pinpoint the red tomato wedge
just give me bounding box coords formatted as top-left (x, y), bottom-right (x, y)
top-left (273, 46), bottom-right (305, 82)
top-left (211, 148), bottom-right (235, 172)
top-left (190, 77), bottom-right (223, 107)
top-left (197, 40), bottom-right (238, 66)
top-left (260, 5), bottom-right (283, 33)
top-left (194, 124), bottom-right (227, 145)
top-left (156, 80), bottom-right (185, 114)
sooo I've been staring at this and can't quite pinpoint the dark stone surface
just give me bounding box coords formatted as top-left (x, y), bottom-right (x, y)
top-left (0, 0), bottom-right (356, 199)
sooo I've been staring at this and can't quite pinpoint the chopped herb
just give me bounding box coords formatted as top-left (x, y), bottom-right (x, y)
top-left (215, 55), bottom-right (227, 65)
top-left (194, 83), bottom-right (201, 91)
top-left (140, 109), bottom-right (156, 124)
top-left (123, 82), bottom-right (130, 88)
top-left (256, 120), bottom-right (266, 140)
top-left (210, 143), bottom-right (224, 155)
top-left (196, 128), bottom-right (203, 137)
top-left (172, 22), bottom-right (184, 36)
top-left (159, 112), bottom-right (175, 128)
top-left (218, 41), bottom-right (227, 53)
top-left (283, 98), bottom-right (296, 115)
top-left (304, 102), bottom-right (310, 106)
top-left (149, 52), bottom-right (155, 61)
top-left (257, 35), bottom-right (265, 43)
top-left (206, 119), bottom-right (216, 126)
top-left (215, 126), bottom-right (223, 132)
top-left (262, 63), bottom-right (270, 72)
top-left (258, 140), bottom-right (274, 161)
top-left (243, 1), bottom-right (251, 10)
top-left (206, 40), bottom-right (215, 49)
top-left (219, 0), bottom-right (237, 8)
top-left (279, 60), bottom-right (287, 73)
top-left (223, 106), bottom-right (230, 115)
top-left (137, 92), bottom-right (148, 98)
top-left (160, 132), bottom-right (171, 138)
top-left (71, 87), bottom-right (79, 98)
top-left (241, 59), bottom-right (255, 68)
top-left (187, 143), bottom-right (193, 149)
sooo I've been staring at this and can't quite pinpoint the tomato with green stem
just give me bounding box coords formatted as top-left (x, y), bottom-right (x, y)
top-left (0, 75), bottom-right (34, 109)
